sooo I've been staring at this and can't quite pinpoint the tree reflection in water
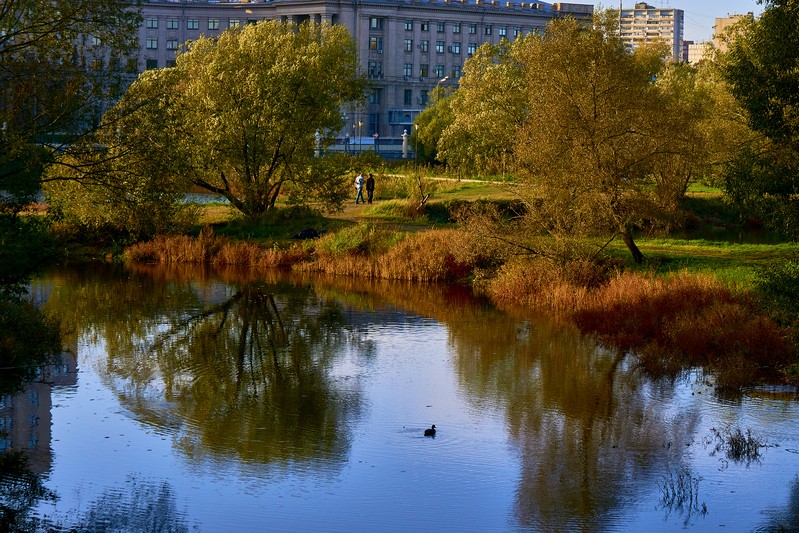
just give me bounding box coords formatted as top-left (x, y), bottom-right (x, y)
top-left (447, 306), bottom-right (700, 530)
top-left (311, 276), bottom-right (703, 531)
top-left (40, 264), bottom-right (364, 469)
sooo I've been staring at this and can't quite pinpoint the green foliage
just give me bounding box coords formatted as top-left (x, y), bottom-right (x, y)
top-left (755, 258), bottom-right (799, 320)
top-left (315, 223), bottom-right (399, 257)
top-left (720, 2), bottom-right (799, 236)
top-left (102, 21), bottom-right (366, 220)
top-left (215, 205), bottom-right (332, 241)
top-left (0, 143), bottom-right (50, 215)
top-left (0, 216), bottom-right (60, 294)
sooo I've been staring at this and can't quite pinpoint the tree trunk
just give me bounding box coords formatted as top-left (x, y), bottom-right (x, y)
top-left (620, 226), bottom-right (644, 264)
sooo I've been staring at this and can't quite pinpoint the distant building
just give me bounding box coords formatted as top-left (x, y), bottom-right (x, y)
top-left (686, 41), bottom-right (711, 64)
top-left (136, 0), bottom-right (593, 145)
top-left (618, 2), bottom-right (684, 61)
top-left (713, 13), bottom-right (753, 53)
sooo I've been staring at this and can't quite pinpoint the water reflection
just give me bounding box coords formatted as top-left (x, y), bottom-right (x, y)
top-left (26, 263), bottom-right (799, 531)
top-left (295, 275), bottom-right (702, 529)
top-left (41, 264), bottom-right (365, 469)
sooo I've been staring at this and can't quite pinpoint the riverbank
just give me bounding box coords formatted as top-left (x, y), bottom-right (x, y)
top-left (123, 207), bottom-right (799, 392)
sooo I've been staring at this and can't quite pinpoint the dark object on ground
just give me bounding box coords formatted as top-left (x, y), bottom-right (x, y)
top-left (424, 424), bottom-right (436, 437)
top-left (291, 228), bottom-right (325, 240)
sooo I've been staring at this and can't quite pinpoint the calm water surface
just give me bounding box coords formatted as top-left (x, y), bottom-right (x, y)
top-left (4, 263), bottom-right (799, 532)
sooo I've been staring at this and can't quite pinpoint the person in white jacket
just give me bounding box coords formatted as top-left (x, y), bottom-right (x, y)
top-left (355, 173), bottom-right (365, 204)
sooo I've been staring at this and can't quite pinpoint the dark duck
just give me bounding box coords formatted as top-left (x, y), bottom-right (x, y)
top-left (424, 424), bottom-right (436, 437)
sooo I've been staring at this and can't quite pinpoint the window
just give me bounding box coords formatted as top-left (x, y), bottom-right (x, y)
top-left (91, 59), bottom-right (103, 70)
top-left (166, 39), bottom-right (179, 50)
top-left (498, 26), bottom-right (507, 37)
top-left (452, 23), bottom-right (461, 34)
top-left (451, 42), bottom-right (461, 54)
top-left (404, 89), bottom-right (413, 106)
top-left (146, 18), bottom-right (158, 29)
top-left (368, 60), bottom-right (382, 78)
top-left (467, 42), bottom-right (477, 55)
top-left (434, 64), bottom-right (444, 78)
top-left (91, 36), bottom-right (101, 46)
top-left (369, 88), bottom-right (382, 104)
top-left (452, 65), bottom-right (461, 78)
top-left (437, 21), bottom-right (445, 32)
top-left (469, 23), bottom-right (477, 34)
top-left (514, 27), bottom-right (522, 38)
top-left (420, 40), bottom-right (429, 53)
top-left (369, 36), bottom-right (383, 51)
top-left (146, 58), bottom-right (158, 69)
top-left (403, 63), bottom-right (413, 77)
top-left (404, 39), bottom-right (413, 52)
top-left (209, 19), bottom-right (220, 30)
top-left (166, 59), bottom-right (176, 68)
top-left (146, 38), bottom-right (158, 49)
top-left (420, 90), bottom-right (428, 105)
top-left (420, 63), bottom-right (429, 77)
top-left (229, 19), bottom-right (241, 29)
top-left (436, 41), bottom-right (445, 53)
top-left (369, 17), bottom-right (384, 30)
top-left (404, 20), bottom-right (414, 31)
top-left (188, 19), bottom-right (199, 30)
top-left (484, 25), bottom-right (492, 35)
top-left (421, 21), bottom-right (429, 32)
top-left (167, 18), bottom-right (178, 30)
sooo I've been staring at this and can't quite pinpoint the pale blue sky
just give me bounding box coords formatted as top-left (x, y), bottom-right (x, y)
top-left (668, 1), bottom-right (765, 42)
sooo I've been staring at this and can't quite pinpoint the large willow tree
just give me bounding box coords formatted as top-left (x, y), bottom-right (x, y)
top-left (440, 15), bottom-right (708, 263)
top-left (118, 21), bottom-right (363, 220)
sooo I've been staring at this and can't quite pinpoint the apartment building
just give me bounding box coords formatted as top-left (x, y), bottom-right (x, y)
top-left (137, 0), bottom-right (593, 144)
top-left (618, 2), bottom-right (684, 61)
top-left (713, 14), bottom-right (753, 53)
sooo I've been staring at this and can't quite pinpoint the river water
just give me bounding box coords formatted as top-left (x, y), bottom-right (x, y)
top-left (4, 263), bottom-right (799, 532)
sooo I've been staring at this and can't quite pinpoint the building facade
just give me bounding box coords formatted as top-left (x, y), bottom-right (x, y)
top-left (712, 14), bottom-right (752, 53)
top-left (137, 0), bottom-right (593, 143)
top-left (618, 2), bottom-right (683, 61)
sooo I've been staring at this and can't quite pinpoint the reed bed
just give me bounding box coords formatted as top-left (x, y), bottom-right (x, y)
top-left (124, 227), bottom-right (309, 269)
top-left (488, 258), bottom-right (794, 388)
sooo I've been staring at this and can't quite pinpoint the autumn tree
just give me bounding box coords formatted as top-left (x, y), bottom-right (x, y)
top-left (445, 15), bottom-right (707, 264)
top-left (720, 1), bottom-right (799, 237)
top-left (61, 21), bottom-right (368, 222)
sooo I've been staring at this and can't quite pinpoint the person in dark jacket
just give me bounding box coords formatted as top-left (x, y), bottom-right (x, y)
top-left (365, 173), bottom-right (375, 204)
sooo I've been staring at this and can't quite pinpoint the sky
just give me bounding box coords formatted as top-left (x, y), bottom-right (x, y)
top-left (658, 1), bottom-right (765, 42)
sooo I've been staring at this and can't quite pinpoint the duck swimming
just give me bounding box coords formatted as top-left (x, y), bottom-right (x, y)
top-left (424, 424), bottom-right (436, 437)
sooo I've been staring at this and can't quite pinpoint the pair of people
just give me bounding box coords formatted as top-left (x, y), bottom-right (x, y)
top-left (355, 173), bottom-right (375, 204)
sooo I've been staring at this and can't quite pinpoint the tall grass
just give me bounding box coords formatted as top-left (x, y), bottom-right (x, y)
top-left (303, 226), bottom-right (491, 282)
top-left (124, 226), bottom-right (309, 269)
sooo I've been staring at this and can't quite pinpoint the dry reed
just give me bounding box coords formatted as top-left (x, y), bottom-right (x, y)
top-left (488, 258), bottom-right (794, 387)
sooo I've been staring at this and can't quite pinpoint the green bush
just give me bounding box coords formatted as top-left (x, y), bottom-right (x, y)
top-left (755, 258), bottom-right (799, 320)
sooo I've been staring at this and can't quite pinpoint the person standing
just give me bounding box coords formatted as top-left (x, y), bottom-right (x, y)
top-left (365, 173), bottom-right (375, 204)
top-left (355, 173), bottom-right (365, 204)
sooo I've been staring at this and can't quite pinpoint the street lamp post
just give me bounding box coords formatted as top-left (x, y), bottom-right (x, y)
top-left (358, 120), bottom-right (363, 154)
top-left (435, 75), bottom-right (449, 101)
top-left (414, 123), bottom-right (419, 171)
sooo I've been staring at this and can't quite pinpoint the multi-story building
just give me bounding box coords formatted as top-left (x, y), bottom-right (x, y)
top-left (618, 2), bottom-right (684, 61)
top-left (137, 1), bottom-right (593, 145)
top-left (712, 14), bottom-right (753, 53)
